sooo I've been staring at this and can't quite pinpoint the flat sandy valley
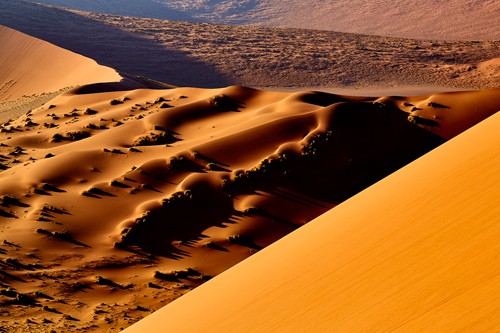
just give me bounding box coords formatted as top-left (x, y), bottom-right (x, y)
top-left (0, 1), bottom-right (499, 332)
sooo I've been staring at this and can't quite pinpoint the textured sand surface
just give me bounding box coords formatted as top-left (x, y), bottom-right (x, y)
top-left (0, 25), bottom-right (120, 103)
top-left (124, 110), bottom-right (500, 333)
top-left (0, 15), bottom-right (498, 332)
top-left (0, 81), bottom-right (498, 331)
top-left (1, 1), bottom-right (499, 89)
top-left (24, 0), bottom-right (500, 40)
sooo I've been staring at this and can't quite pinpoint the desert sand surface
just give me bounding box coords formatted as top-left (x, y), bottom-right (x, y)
top-left (27, 0), bottom-right (500, 40)
top-left (1, 1), bottom-right (499, 89)
top-left (0, 25), bottom-right (120, 103)
top-left (123, 107), bottom-right (500, 333)
top-left (0, 10), bottom-right (499, 332)
top-left (0, 72), bottom-right (498, 331)
top-left (0, 25), bottom-right (121, 125)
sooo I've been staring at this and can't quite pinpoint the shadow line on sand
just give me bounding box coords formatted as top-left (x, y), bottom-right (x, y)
top-left (0, 1), bottom-right (231, 88)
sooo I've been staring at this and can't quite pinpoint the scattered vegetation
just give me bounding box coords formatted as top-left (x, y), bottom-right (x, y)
top-left (154, 268), bottom-right (208, 281)
top-left (84, 108), bottom-right (98, 115)
top-left (51, 131), bottom-right (91, 142)
top-left (408, 114), bottom-right (439, 126)
top-left (110, 99), bottom-right (123, 105)
top-left (427, 101), bottom-right (449, 108)
top-left (95, 275), bottom-right (118, 287)
top-left (134, 130), bottom-right (179, 146)
top-left (209, 94), bottom-right (241, 112)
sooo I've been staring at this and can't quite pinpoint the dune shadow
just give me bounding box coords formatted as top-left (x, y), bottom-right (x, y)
top-left (0, 1), bottom-right (231, 87)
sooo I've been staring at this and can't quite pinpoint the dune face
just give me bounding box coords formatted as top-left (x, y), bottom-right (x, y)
top-left (0, 25), bottom-right (121, 124)
top-left (0, 25), bottom-right (120, 102)
top-left (1, 1), bottom-right (499, 89)
top-left (2, 81), bottom-right (497, 331)
top-left (123, 107), bottom-right (500, 333)
top-left (25, 0), bottom-right (500, 40)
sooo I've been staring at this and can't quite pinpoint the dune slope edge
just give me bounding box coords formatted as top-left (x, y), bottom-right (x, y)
top-left (124, 111), bottom-right (500, 332)
top-left (0, 25), bottom-right (120, 103)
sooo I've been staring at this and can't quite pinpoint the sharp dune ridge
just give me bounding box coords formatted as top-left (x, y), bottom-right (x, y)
top-left (0, 25), bottom-right (121, 122)
top-left (124, 107), bottom-right (500, 333)
top-left (0, 10), bottom-right (499, 333)
top-left (1, 1), bottom-right (499, 89)
top-left (20, 0), bottom-right (500, 40)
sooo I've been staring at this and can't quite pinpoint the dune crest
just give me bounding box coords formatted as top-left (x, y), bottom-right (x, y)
top-left (0, 25), bottom-right (120, 103)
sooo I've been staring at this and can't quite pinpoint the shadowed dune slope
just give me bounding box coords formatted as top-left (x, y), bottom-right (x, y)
top-left (0, 1), bottom-right (230, 88)
top-left (0, 83), bottom-right (498, 331)
top-left (0, 25), bottom-right (120, 102)
top-left (124, 111), bottom-right (500, 333)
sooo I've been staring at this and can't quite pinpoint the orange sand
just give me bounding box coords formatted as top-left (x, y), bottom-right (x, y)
top-left (1, 25), bottom-right (499, 332)
top-left (0, 25), bottom-right (120, 103)
top-left (124, 109), bottom-right (500, 333)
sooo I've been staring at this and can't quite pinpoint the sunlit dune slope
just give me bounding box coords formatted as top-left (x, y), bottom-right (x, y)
top-left (124, 109), bottom-right (500, 333)
top-left (0, 83), bottom-right (498, 331)
top-left (0, 25), bottom-right (120, 102)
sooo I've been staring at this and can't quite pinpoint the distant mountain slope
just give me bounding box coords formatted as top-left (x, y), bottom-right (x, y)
top-left (30, 0), bottom-right (500, 40)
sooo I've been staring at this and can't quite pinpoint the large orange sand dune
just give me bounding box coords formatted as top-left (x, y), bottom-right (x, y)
top-left (0, 25), bottom-right (120, 103)
top-left (124, 107), bottom-right (500, 333)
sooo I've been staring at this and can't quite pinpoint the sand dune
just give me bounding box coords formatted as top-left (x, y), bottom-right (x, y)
top-left (0, 76), bottom-right (498, 330)
top-left (0, 25), bottom-right (120, 103)
top-left (0, 25), bottom-right (121, 125)
top-left (28, 0), bottom-right (500, 40)
top-left (123, 107), bottom-right (500, 333)
top-left (1, 2), bottom-right (499, 89)
top-left (0, 22), bottom-right (498, 332)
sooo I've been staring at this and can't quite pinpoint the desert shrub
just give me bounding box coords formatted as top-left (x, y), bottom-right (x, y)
top-left (51, 133), bottom-right (65, 142)
top-left (427, 101), bottom-right (449, 108)
top-left (159, 103), bottom-right (172, 109)
top-left (95, 275), bottom-right (115, 286)
top-left (209, 94), bottom-right (240, 112)
top-left (66, 131), bottom-right (91, 141)
top-left (206, 162), bottom-right (217, 171)
top-left (86, 123), bottom-right (99, 129)
top-left (168, 156), bottom-right (189, 170)
top-left (110, 99), bottom-right (123, 105)
top-left (84, 108), bottom-right (98, 115)
top-left (134, 131), bottom-right (178, 146)
top-left (408, 114), bottom-right (439, 126)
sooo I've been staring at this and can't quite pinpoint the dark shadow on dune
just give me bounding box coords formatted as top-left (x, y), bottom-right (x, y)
top-left (70, 74), bottom-right (175, 94)
top-left (0, 270), bottom-right (26, 282)
top-left (0, 209), bottom-right (16, 218)
top-left (118, 183), bottom-right (235, 259)
top-left (299, 91), bottom-right (351, 107)
top-left (0, 1), bottom-right (230, 87)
